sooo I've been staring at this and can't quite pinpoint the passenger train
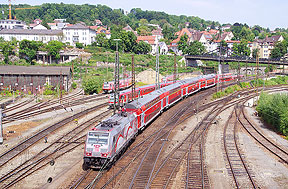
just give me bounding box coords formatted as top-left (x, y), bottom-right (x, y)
top-left (83, 73), bottom-right (240, 170)
top-left (108, 81), bottom-right (175, 107)
top-left (102, 77), bottom-right (132, 93)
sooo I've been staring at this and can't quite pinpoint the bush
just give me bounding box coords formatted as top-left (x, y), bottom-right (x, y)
top-left (76, 42), bottom-right (84, 49)
top-left (82, 76), bottom-right (103, 94)
top-left (256, 93), bottom-right (288, 136)
top-left (72, 82), bottom-right (77, 89)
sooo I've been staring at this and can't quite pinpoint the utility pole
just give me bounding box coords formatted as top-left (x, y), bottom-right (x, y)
top-left (246, 58), bottom-right (248, 79)
top-left (113, 39), bottom-right (120, 114)
top-left (0, 108), bottom-right (3, 144)
top-left (60, 70), bottom-right (63, 104)
top-left (131, 54), bottom-right (135, 101)
top-left (71, 61), bottom-right (74, 81)
top-left (237, 61), bottom-right (240, 85)
top-left (174, 54), bottom-right (177, 83)
top-left (155, 44), bottom-right (160, 89)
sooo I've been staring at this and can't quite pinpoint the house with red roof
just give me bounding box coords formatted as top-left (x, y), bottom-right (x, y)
top-left (89, 26), bottom-right (111, 39)
top-left (253, 35), bottom-right (284, 58)
top-left (123, 25), bottom-right (137, 36)
top-left (151, 28), bottom-right (163, 40)
top-left (137, 35), bottom-right (158, 54)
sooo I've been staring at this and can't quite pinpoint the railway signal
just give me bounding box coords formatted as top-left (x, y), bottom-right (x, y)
top-left (113, 39), bottom-right (121, 114)
top-left (0, 108), bottom-right (6, 144)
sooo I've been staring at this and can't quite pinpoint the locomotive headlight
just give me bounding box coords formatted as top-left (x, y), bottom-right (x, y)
top-left (101, 153), bottom-right (108, 157)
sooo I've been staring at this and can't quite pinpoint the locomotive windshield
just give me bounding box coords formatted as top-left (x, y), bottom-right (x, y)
top-left (87, 132), bottom-right (109, 145)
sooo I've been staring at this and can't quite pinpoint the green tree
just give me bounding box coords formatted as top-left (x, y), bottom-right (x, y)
top-left (270, 41), bottom-right (288, 58)
top-left (45, 40), bottom-right (64, 60)
top-left (232, 40), bottom-right (251, 57)
top-left (177, 34), bottom-right (188, 52)
top-left (239, 27), bottom-right (255, 41)
top-left (0, 40), bottom-right (15, 64)
top-left (184, 41), bottom-right (205, 55)
top-left (136, 25), bottom-right (151, 36)
top-left (252, 48), bottom-right (260, 58)
top-left (219, 40), bottom-right (228, 55)
top-left (76, 42), bottom-right (84, 49)
top-left (95, 33), bottom-right (108, 47)
top-left (19, 40), bottom-right (43, 63)
top-left (82, 76), bottom-right (103, 94)
top-left (133, 41), bottom-right (151, 54)
top-left (162, 23), bottom-right (177, 41)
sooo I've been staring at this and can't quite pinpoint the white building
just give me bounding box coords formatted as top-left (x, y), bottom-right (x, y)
top-left (0, 29), bottom-right (63, 43)
top-left (137, 36), bottom-right (159, 55)
top-left (159, 42), bottom-right (168, 55)
top-left (63, 23), bottom-right (96, 46)
top-left (30, 24), bottom-right (48, 30)
top-left (0, 19), bottom-right (27, 29)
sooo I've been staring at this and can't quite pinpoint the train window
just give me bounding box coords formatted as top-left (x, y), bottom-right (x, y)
top-left (125, 104), bottom-right (137, 110)
top-left (88, 138), bottom-right (108, 145)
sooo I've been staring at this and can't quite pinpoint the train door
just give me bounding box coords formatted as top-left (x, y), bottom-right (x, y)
top-left (166, 96), bottom-right (169, 106)
top-left (141, 113), bottom-right (145, 128)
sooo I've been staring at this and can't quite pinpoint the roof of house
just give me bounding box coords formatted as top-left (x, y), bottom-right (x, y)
top-left (137, 36), bottom-right (156, 45)
top-left (191, 32), bottom-right (204, 41)
top-left (96, 26), bottom-right (111, 34)
top-left (47, 23), bottom-right (57, 26)
top-left (123, 25), bottom-right (137, 35)
top-left (0, 66), bottom-right (71, 76)
top-left (89, 25), bottom-right (98, 30)
top-left (255, 35), bottom-right (282, 44)
top-left (33, 19), bottom-right (42, 23)
top-left (151, 28), bottom-right (163, 36)
top-left (0, 29), bottom-right (62, 35)
top-left (64, 23), bottom-right (88, 30)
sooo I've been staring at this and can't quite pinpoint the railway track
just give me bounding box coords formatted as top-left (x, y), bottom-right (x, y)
top-left (82, 88), bottom-right (244, 188)
top-left (3, 89), bottom-right (83, 114)
top-left (223, 106), bottom-right (257, 189)
top-left (69, 85), bottom-right (288, 188)
top-left (0, 102), bottom-right (109, 168)
top-left (3, 93), bottom-right (107, 124)
top-left (0, 109), bottom-right (112, 188)
top-left (238, 104), bottom-right (288, 164)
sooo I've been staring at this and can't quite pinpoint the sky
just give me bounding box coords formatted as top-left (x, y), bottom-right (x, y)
top-left (8, 0), bottom-right (288, 30)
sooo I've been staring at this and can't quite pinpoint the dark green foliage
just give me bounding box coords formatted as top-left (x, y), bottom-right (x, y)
top-left (232, 40), bottom-right (251, 57)
top-left (82, 76), bottom-right (104, 94)
top-left (94, 33), bottom-right (108, 47)
top-left (19, 40), bottom-right (43, 63)
top-left (177, 34), bottom-right (188, 52)
top-left (45, 40), bottom-right (64, 59)
top-left (184, 41), bottom-right (205, 55)
top-left (133, 41), bottom-right (151, 54)
top-left (256, 93), bottom-right (288, 136)
top-left (252, 48), bottom-right (259, 58)
top-left (72, 82), bottom-right (77, 89)
top-left (75, 42), bottom-right (84, 49)
top-left (270, 41), bottom-right (288, 58)
top-left (0, 40), bottom-right (15, 64)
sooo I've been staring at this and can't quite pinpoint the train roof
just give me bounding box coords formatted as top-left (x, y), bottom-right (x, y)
top-left (126, 81), bottom-right (184, 109)
top-left (125, 74), bottom-right (215, 110)
top-left (203, 74), bottom-right (216, 79)
top-left (91, 112), bottom-right (136, 134)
